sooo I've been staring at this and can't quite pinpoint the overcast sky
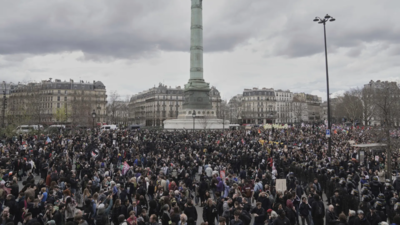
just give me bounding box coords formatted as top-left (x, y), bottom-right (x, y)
top-left (1, 0), bottom-right (399, 101)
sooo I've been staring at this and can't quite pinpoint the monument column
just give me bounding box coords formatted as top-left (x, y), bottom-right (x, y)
top-left (163, 0), bottom-right (228, 129)
top-left (190, 0), bottom-right (204, 81)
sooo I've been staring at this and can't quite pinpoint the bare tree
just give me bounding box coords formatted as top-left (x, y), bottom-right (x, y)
top-left (107, 91), bottom-right (120, 124)
top-left (361, 87), bottom-right (377, 125)
top-left (368, 82), bottom-right (400, 179)
top-left (334, 88), bottom-right (363, 126)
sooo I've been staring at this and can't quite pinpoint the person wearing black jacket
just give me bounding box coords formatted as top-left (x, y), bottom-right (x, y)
top-left (250, 202), bottom-right (265, 225)
top-left (184, 199), bottom-right (198, 222)
top-left (162, 204), bottom-right (171, 225)
top-left (332, 190), bottom-right (343, 216)
top-left (326, 205), bottom-right (339, 225)
top-left (274, 209), bottom-right (290, 225)
top-left (10, 178), bottom-right (19, 199)
top-left (0, 207), bottom-right (13, 224)
top-left (69, 173), bottom-right (78, 195)
top-left (230, 211), bottom-right (244, 225)
top-left (353, 210), bottom-right (371, 225)
top-left (299, 197), bottom-right (311, 225)
top-left (348, 210), bottom-right (356, 225)
top-left (257, 192), bottom-right (271, 211)
top-left (284, 200), bottom-right (296, 225)
top-left (203, 198), bottom-right (218, 225)
top-left (366, 207), bottom-right (381, 225)
top-left (311, 194), bottom-right (325, 225)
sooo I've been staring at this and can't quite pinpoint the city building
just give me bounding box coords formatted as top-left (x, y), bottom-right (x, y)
top-left (228, 94), bottom-right (243, 124)
top-left (363, 80), bottom-right (400, 126)
top-left (8, 79), bottom-right (107, 127)
top-left (0, 82), bottom-right (17, 128)
top-left (275, 89), bottom-right (294, 123)
top-left (240, 88), bottom-right (277, 124)
top-left (293, 93), bottom-right (322, 124)
top-left (128, 83), bottom-right (222, 127)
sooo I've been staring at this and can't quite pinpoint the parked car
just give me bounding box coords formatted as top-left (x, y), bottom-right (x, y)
top-left (14, 125), bottom-right (44, 134)
top-left (100, 124), bottom-right (118, 132)
top-left (128, 125), bottom-right (141, 131)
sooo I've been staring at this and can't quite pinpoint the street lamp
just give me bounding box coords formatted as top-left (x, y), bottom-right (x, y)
top-left (192, 111), bottom-right (196, 132)
top-left (2, 81), bottom-right (6, 129)
top-left (313, 14), bottom-right (335, 157)
top-left (92, 109), bottom-right (96, 131)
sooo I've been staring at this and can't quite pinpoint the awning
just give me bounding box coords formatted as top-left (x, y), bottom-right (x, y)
top-left (351, 143), bottom-right (387, 148)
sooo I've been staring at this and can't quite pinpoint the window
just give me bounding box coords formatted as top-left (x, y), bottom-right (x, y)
top-left (64, 97), bottom-right (67, 101)
top-left (58, 90), bottom-right (60, 94)
top-left (57, 96), bottom-right (60, 101)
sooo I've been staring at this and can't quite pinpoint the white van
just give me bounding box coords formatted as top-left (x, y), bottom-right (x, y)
top-left (100, 125), bottom-right (118, 132)
top-left (15, 125), bottom-right (44, 134)
top-left (49, 125), bottom-right (66, 129)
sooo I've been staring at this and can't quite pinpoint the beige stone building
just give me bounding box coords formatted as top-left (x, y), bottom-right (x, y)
top-left (293, 93), bottom-right (322, 123)
top-left (8, 79), bottom-right (107, 127)
top-left (240, 88), bottom-right (277, 124)
top-left (275, 89), bottom-right (294, 123)
top-left (128, 84), bottom-right (222, 127)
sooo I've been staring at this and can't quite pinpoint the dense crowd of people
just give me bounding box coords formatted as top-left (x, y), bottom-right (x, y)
top-left (0, 124), bottom-right (398, 225)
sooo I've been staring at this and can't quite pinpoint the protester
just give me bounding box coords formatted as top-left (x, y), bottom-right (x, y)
top-left (0, 124), bottom-right (397, 225)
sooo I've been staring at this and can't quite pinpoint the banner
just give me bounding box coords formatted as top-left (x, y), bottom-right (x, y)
top-left (263, 124), bottom-right (289, 129)
top-left (220, 170), bottom-right (226, 180)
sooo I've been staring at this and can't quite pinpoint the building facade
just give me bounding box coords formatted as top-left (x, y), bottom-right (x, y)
top-left (129, 84), bottom-right (222, 127)
top-left (0, 82), bottom-right (17, 128)
top-left (240, 88), bottom-right (277, 124)
top-left (293, 93), bottom-right (322, 124)
top-left (363, 80), bottom-right (400, 126)
top-left (8, 79), bottom-right (107, 127)
top-left (229, 88), bottom-right (323, 125)
top-left (228, 94), bottom-right (242, 124)
top-left (275, 89), bottom-right (294, 123)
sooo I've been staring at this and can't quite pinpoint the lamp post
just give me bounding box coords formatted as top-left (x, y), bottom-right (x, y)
top-left (92, 109), bottom-right (96, 131)
top-left (313, 14), bottom-right (335, 157)
top-left (2, 81), bottom-right (6, 129)
top-left (192, 111), bottom-right (196, 133)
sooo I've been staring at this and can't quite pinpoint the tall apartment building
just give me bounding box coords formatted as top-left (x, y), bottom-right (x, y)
top-left (228, 94), bottom-right (242, 124)
top-left (275, 89), bottom-right (294, 123)
top-left (8, 79), bottom-right (107, 127)
top-left (129, 84), bottom-right (222, 127)
top-left (293, 93), bottom-right (322, 123)
top-left (241, 88), bottom-right (277, 124)
top-left (363, 80), bottom-right (400, 126)
top-left (229, 88), bottom-right (322, 125)
top-left (0, 82), bottom-right (17, 127)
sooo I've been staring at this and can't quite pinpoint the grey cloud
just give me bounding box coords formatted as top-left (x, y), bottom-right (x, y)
top-left (0, 0), bottom-right (400, 61)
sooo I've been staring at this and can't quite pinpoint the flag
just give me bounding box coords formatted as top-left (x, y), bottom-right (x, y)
top-left (122, 162), bottom-right (130, 175)
top-left (45, 137), bottom-right (51, 144)
top-left (220, 170), bottom-right (225, 180)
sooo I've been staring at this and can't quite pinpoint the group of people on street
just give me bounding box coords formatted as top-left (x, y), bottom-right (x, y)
top-left (0, 123), bottom-right (399, 225)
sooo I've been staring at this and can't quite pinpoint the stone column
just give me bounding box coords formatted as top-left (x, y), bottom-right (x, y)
top-left (190, 0), bottom-right (204, 81)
